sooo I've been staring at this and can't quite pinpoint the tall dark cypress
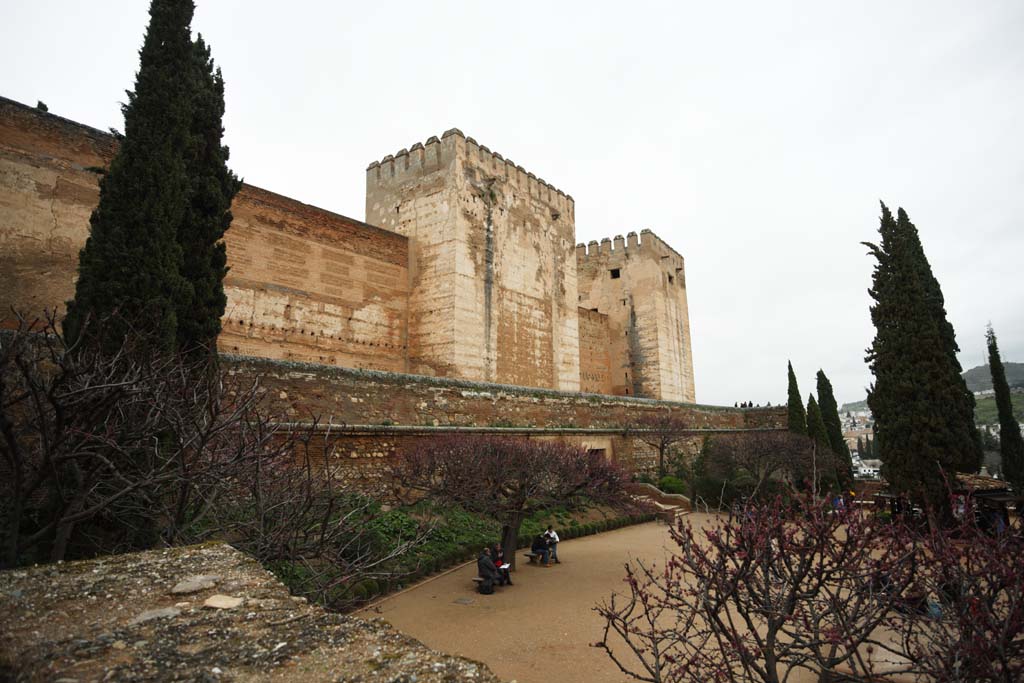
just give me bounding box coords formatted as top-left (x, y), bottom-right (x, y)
top-left (987, 325), bottom-right (1024, 491)
top-left (175, 35), bottom-right (241, 354)
top-left (806, 395), bottom-right (838, 489)
top-left (816, 370), bottom-right (849, 457)
top-left (896, 208), bottom-right (982, 472)
top-left (64, 0), bottom-right (195, 352)
top-left (856, 436), bottom-right (864, 457)
top-left (864, 202), bottom-right (982, 513)
top-left (787, 361), bottom-right (807, 434)
top-left (817, 369), bottom-right (853, 484)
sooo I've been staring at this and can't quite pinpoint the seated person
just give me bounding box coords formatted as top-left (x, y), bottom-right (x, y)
top-left (492, 544), bottom-right (512, 585)
top-left (476, 546), bottom-right (500, 594)
top-left (531, 533), bottom-right (551, 566)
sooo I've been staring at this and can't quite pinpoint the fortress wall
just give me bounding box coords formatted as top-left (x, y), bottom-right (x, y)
top-left (576, 230), bottom-right (696, 402)
top-left (366, 129), bottom-right (580, 391)
top-left (577, 306), bottom-right (612, 394)
top-left (221, 187), bottom-right (408, 371)
top-left (225, 354), bottom-right (783, 474)
top-left (0, 98), bottom-right (409, 372)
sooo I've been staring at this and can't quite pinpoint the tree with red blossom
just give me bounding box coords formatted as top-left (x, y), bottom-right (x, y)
top-left (393, 436), bottom-right (629, 568)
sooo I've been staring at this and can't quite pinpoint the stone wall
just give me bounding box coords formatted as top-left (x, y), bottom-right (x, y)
top-left (0, 97), bottom-right (410, 373)
top-left (366, 129), bottom-right (581, 391)
top-left (221, 187), bottom-right (408, 371)
top-left (577, 230), bottom-right (696, 402)
top-left (578, 306), bottom-right (612, 395)
top-left (225, 354), bottom-right (784, 476)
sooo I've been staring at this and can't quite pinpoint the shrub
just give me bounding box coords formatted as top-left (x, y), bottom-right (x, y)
top-left (658, 475), bottom-right (687, 495)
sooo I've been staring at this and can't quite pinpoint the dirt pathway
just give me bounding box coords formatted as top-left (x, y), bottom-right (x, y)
top-left (357, 517), bottom-right (714, 683)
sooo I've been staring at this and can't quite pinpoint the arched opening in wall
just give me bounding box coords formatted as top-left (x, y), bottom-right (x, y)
top-left (587, 448), bottom-right (607, 460)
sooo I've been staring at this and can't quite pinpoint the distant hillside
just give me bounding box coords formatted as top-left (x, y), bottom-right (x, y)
top-left (840, 399), bottom-right (868, 413)
top-left (840, 362), bottom-right (1024, 416)
top-left (962, 362), bottom-right (1024, 392)
top-left (974, 391), bottom-right (1024, 425)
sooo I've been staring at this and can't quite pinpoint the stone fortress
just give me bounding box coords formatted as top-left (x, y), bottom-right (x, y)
top-left (1, 96), bottom-right (694, 402)
top-left (1, 95), bottom-right (780, 471)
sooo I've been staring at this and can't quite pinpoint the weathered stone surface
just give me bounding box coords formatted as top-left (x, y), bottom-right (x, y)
top-left (170, 574), bottom-right (219, 594)
top-left (202, 594), bottom-right (243, 609)
top-left (0, 542), bottom-right (502, 682)
top-left (128, 607), bottom-right (181, 625)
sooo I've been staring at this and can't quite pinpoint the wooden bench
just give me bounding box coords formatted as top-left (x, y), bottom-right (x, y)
top-left (524, 552), bottom-right (542, 564)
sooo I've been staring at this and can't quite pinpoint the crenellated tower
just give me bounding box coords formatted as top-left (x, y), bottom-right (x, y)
top-left (576, 230), bottom-right (695, 402)
top-left (366, 129), bottom-right (580, 391)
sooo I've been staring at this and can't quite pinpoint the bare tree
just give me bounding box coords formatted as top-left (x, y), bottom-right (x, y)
top-left (393, 435), bottom-right (630, 569)
top-left (1, 313), bottom-right (428, 605)
top-left (630, 412), bottom-right (692, 479)
top-left (701, 431), bottom-right (813, 499)
top-left (595, 496), bottom-right (918, 683)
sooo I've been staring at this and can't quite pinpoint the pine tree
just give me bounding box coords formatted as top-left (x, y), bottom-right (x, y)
top-left (864, 203), bottom-right (983, 512)
top-left (787, 361), bottom-right (807, 434)
top-left (987, 325), bottom-right (1024, 491)
top-left (175, 35), bottom-right (241, 354)
top-left (64, 0), bottom-right (196, 353)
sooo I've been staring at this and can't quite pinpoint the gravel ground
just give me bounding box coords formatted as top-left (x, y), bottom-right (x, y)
top-left (357, 518), bottom-right (702, 683)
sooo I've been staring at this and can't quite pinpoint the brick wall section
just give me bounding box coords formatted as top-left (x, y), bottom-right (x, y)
top-left (577, 306), bottom-right (612, 394)
top-left (0, 97), bottom-right (410, 372)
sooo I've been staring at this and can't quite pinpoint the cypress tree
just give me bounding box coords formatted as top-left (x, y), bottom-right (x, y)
top-left (896, 208), bottom-right (982, 472)
top-left (864, 202), bottom-right (982, 512)
top-left (807, 395), bottom-right (837, 489)
top-left (987, 325), bottom-right (1024, 491)
top-left (856, 436), bottom-right (864, 458)
top-left (64, 0), bottom-right (195, 353)
top-left (787, 361), bottom-right (807, 434)
top-left (175, 35), bottom-right (241, 354)
top-left (816, 370), bottom-right (850, 458)
top-left (817, 369), bottom-right (853, 484)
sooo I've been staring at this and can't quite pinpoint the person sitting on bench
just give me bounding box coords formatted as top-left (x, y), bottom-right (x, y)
top-left (477, 547), bottom-right (500, 594)
top-left (492, 544), bottom-right (513, 585)
top-left (531, 534), bottom-right (551, 566)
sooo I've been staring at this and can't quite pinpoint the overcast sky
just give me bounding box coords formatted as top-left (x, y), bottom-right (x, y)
top-left (3, 1), bottom-right (1022, 407)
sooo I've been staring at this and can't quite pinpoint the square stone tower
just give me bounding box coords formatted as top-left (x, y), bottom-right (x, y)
top-left (576, 230), bottom-right (696, 402)
top-left (366, 129), bottom-right (580, 391)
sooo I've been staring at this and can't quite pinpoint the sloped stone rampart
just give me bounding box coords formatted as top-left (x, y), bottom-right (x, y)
top-left (0, 542), bottom-right (502, 682)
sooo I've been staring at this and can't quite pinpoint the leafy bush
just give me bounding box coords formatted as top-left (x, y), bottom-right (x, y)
top-left (658, 475), bottom-right (687, 495)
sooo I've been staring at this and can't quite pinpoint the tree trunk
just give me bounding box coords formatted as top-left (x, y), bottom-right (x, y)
top-left (501, 512), bottom-right (525, 571)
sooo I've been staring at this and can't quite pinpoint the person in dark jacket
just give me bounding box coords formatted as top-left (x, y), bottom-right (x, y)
top-left (477, 547), bottom-right (500, 594)
top-left (531, 534), bottom-right (551, 566)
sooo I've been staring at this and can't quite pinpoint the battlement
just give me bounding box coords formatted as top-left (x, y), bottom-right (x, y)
top-left (366, 128), bottom-right (574, 212)
top-left (575, 229), bottom-right (684, 269)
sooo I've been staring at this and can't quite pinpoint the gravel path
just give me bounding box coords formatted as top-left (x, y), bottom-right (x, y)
top-left (358, 517), bottom-right (716, 683)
